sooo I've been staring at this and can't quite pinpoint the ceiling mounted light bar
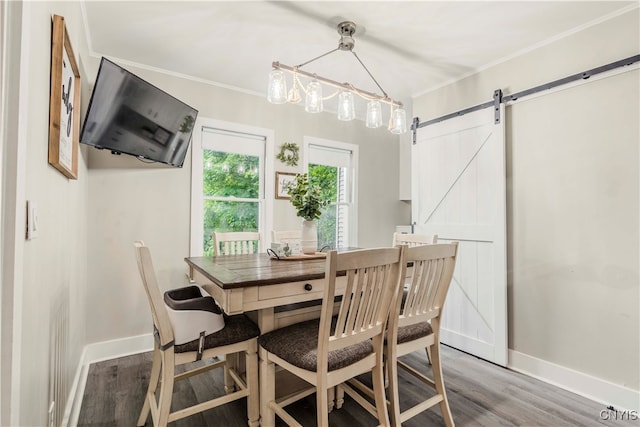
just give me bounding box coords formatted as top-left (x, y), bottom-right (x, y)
top-left (267, 21), bottom-right (407, 134)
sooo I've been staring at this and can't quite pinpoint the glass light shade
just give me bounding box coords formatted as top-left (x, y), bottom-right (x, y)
top-left (267, 70), bottom-right (287, 104)
top-left (390, 107), bottom-right (407, 134)
top-left (366, 100), bottom-right (382, 128)
top-left (337, 91), bottom-right (355, 121)
top-left (287, 83), bottom-right (301, 104)
top-left (305, 80), bottom-right (323, 113)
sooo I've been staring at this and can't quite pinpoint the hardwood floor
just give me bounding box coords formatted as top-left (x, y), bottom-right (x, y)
top-left (77, 345), bottom-right (635, 426)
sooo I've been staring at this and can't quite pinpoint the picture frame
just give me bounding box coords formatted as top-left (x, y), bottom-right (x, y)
top-left (275, 172), bottom-right (296, 199)
top-left (48, 14), bottom-right (80, 179)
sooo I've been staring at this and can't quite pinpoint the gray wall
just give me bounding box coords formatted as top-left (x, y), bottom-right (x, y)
top-left (4, 2), bottom-right (90, 425)
top-left (412, 9), bottom-right (639, 391)
top-left (83, 57), bottom-right (409, 344)
top-left (6, 3), bottom-right (409, 424)
top-left (6, 2), bottom-right (637, 425)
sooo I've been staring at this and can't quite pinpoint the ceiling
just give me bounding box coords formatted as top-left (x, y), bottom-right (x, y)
top-left (82, 1), bottom-right (635, 109)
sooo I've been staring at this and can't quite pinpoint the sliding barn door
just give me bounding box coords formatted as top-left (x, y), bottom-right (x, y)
top-left (412, 106), bottom-right (507, 366)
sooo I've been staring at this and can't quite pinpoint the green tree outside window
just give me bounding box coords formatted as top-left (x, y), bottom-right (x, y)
top-left (203, 149), bottom-right (259, 255)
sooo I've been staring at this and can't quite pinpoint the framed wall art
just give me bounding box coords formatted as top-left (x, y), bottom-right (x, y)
top-left (48, 14), bottom-right (80, 179)
top-left (275, 172), bottom-right (296, 199)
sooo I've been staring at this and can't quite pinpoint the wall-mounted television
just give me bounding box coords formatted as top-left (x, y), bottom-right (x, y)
top-left (80, 57), bottom-right (198, 167)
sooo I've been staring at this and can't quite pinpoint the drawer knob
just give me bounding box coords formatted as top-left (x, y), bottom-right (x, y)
top-left (304, 283), bottom-right (313, 291)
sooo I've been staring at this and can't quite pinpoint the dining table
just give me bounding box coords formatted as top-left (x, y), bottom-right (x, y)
top-left (184, 248), bottom-right (385, 416)
top-left (185, 251), bottom-right (350, 333)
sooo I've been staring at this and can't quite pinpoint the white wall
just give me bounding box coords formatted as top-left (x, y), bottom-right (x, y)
top-left (3, 2), bottom-right (90, 426)
top-left (413, 7), bottom-right (639, 397)
top-left (3, 5), bottom-right (409, 418)
top-left (82, 60), bottom-right (409, 344)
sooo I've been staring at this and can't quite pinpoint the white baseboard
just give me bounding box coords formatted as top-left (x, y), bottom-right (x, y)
top-left (508, 349), bottom-right (639, 412)
top-left (63, 333), bottom-right (153, 427)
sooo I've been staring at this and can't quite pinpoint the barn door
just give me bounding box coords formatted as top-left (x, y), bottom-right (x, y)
top-left (412, 106), bottom-right (507, 366)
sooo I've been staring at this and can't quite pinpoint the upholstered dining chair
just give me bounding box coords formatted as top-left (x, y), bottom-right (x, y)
top-left (213, 231), bottom-right (261, 255)
top-left (133, 241), bottom-right (260, 427)
top-left (388, 242), bottom-right (458, 426)
top-left (391, 231), bottom-right (438, 247)
top-left (392, 232), bottom-right (439, 363)
top-left (339, 242), bottom-right (459, 426)
top-left (258, 246), bottom-right (408, 427)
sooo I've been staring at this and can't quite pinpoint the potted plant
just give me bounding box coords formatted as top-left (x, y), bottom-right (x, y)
top-left (287, 173), bottom-right (329, 254)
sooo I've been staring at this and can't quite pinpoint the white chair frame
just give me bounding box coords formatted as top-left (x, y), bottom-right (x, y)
top-left (213, 231), bottom-right (261, 255)
top-left (259, 246), bottom-right (407, 427)
top-left (133, 241), bottom-right (259, 427)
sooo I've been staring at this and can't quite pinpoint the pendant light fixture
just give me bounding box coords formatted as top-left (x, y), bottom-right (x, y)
top-left (267, 69), bottom-right (287, 104)
top-left (337, 91), bottom-right (355, 121)
top-left (267, 21), bottom-right (407, 134)
top-left (366, 100), bottom-right (382, 128)
top-left (304, 80), bottom-right (323, 113)
top-left (389, 106), bottom-right (407, 134)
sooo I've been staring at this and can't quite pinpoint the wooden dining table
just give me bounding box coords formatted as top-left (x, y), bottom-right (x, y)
top-left (185, 249), bottom-right (373, 415)
top-left (185, 252), bottom-right (348, 333)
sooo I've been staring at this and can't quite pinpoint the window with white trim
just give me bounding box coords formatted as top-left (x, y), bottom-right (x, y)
top-left (191, 120), bottom-right (273, 256)
top-left (304, 138), bottom-right (358, 249)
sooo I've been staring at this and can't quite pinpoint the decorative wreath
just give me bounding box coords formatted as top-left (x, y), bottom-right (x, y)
top-left (276, 142), bottom-right (300, 166)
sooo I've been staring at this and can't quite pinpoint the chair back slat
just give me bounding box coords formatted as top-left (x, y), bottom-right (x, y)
top-left (334, 269), bottom-right (355, 337)
top-left (393, 243), bottom-right (458, 332)
top-left (359, 267), bottom-right (381, 330)
top-left (322, 247), bottom-right (406, 354)
top-left (213, 231), bottom-right (261, 255)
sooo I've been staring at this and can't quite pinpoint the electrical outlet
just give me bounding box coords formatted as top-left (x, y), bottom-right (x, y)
top-left (48, 401), bottom-right (55, 427)
top-left (26, 200), bottom-right (39, 240)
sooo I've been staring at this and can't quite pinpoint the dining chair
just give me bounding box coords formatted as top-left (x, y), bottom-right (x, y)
top-left (338, 242), bottom-right (459, 426)
top-left (391, 231), bottom-right (438, 247)
top-left (258, 246), bottom-right (408, 427)
top-left (392, 231), bottom-right (438, 365)
top-left (213, 231), bottom-right (261, 255)
top-left (133, 241), bottom-right (260, 427)
top-left (271, 229), bottom-right (302, 245)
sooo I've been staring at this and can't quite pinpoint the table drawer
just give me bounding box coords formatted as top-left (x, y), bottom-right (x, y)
top-left (258, 278), bottom-right (324, 301)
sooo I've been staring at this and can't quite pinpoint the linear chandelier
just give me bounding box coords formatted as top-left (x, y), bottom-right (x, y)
top-left (267, 21), bottom-right (407, 134)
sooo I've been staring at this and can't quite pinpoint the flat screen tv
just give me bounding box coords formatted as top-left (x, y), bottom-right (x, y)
top-left (80, 57), bottom-right (198, 167)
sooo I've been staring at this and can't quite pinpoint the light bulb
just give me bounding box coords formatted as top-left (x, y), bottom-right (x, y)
top-left (267, 69), bottom-right (287, 104)
top-left (390, 107), bottom-right (407, 134)
top-left (305, 80), bottom-right (323, 113)
top-left (337, 91), bottom-right (355, 121)
top-left (366, 100), bottom-right (382, 128)
top-left (287, 82), bottom-right (301, 104)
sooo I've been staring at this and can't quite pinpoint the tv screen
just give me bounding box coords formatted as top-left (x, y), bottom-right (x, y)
top-left (80, 57), bottom-right (198, 167)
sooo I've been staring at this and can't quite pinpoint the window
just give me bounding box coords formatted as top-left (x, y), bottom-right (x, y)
top-left (191, 119), bottom-right (274, 256)
top-left (304, 138), bottom-right (358, 248)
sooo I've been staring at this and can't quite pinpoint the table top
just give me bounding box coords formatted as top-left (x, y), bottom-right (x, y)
top-left (185, 253), bottom-right (328, 290)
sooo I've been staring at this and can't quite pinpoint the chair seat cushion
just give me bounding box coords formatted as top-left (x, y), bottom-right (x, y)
top-left (397, 322), bottom-right (432, 344)
top-left (174, 314), bottom-right (260, 353)
top-left (259, 318), bottom-right (373, 372)
top-left (396, 288), bottom-right (433, 344)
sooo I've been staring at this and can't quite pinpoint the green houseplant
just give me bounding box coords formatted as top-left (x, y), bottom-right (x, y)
top-left (287, 173), bottom-right (329, 253)
top-left (287, 173), bottom-right (328, 221)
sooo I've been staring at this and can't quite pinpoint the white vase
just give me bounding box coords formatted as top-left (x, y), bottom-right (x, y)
top-left (301, 220), bottom-right (318, 254)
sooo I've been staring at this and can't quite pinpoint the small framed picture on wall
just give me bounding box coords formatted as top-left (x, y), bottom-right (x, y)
top-left (275, 172), bottom-right (296, 199)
